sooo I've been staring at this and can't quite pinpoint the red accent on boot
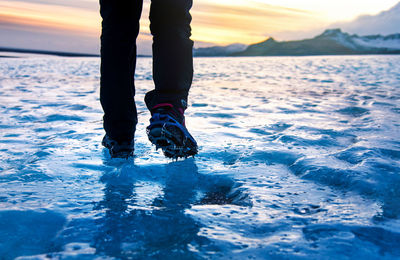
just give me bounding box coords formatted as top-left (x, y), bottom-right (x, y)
top-left (152, 103), bottom-right (173, 110)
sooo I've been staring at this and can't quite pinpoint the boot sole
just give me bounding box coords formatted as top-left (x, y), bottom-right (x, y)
top-left (147, 124), bottom-right (198, 159)
top-left (102, 137), bottom-right (134, 159)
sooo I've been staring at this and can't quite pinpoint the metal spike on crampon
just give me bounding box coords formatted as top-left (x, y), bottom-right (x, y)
top-left (147, 121), bottom-right (198, 159)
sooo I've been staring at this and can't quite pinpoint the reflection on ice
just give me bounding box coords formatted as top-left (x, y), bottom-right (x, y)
top-left (0, 55), bottom-right (400, 258)
top-left (81, 159), bottom-right (248, 258)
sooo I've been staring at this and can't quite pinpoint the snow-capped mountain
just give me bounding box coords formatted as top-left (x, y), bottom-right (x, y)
top-left (318, 29), bottom-right (400, 51)
top-left (232, 29), bottom-right (400, 56)
top-left (351, 34), bottom-right (400, 50)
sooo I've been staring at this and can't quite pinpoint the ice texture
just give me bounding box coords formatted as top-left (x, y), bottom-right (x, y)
top-left (0, 55), bottom-right (400, 259)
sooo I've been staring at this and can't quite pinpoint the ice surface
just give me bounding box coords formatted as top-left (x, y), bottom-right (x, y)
top-left (0, 55), bottom-right (400, 259)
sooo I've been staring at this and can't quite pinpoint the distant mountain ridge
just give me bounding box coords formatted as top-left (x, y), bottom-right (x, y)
top-left (0, 47), bottom-right (99, 57)
top-left (193, 29), bottom-right (400, 57)
top-left (233, 29), bottom-right (400, 56)
top-left (194, 2), bottom-right (400, 57)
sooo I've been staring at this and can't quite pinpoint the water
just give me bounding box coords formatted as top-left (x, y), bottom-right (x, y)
top-left (0, 55), bottom-right (400, 259)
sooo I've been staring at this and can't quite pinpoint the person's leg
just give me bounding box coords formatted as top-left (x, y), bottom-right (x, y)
top-left (145, 0), bottom-right (197, 158)
top-left (145, 0), bottom-right (194, 110)
top-left (100, 0), bottom-right (143, 144)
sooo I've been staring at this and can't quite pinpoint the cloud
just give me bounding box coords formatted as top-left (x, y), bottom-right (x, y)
top-left (0, 1), bottom-right (100, 35)
top-left (329, 2), bottom-right (400, 36)
top-left (0, 0), bottom-right (328, 53)
top-left (191, 0), bottom-right (323, 44)
top-left (0, 0), bottom-right (155, 54)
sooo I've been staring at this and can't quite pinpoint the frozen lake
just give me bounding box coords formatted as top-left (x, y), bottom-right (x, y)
top-left (0, 55), bottom-right (400, 259)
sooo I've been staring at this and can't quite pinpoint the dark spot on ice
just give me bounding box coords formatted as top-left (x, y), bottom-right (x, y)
top-left (192, 103), bottom-right (208, 107)
top-left (293, 204), bottom-right (326, 215)
top-left (321, 79), bottom-right (334, 83)
top-left (0, 124), bottom-right (16, 129)
top-left (46, 114), bottom-right (84, 122)
top-left (372, 101), bottom-right (395, 107)
top-left (265, 123), bottom-right (292, 132)
top-left (67, 104), bottom-right (89, 110)
top-left (249, 128), bottom-right (273, 136)
top-left (194, 112), bottom-right (236, 119)
top-left (336, 107), bottom-right (369, 117)
top-left (11, 115), bottom-right (38, 121)
top-left (392, 107), bottom-right (400, 114)
top-left (277, 107), bottom-right (297, 114)
top-left (200, 184), bottom-right (251, 207)
top-left (3, 133), bottom-right (20, 138)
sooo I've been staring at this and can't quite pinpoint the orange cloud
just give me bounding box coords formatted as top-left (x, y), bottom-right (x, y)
top-left (0, 1), bottom-right (100, 36)
top-left (191, 0), bottom-right (324, 44)
top-left (0, 0), bottom-right (329, 51)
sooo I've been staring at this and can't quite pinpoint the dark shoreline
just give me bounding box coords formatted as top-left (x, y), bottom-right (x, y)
top-left (0, 47), bottom-right (99, 57)
top-left (0, 47), bottom-right (151, 58)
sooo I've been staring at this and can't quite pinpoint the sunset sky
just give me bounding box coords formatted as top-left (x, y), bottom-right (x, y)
top-left (0, 0), bottom-right (399, 54)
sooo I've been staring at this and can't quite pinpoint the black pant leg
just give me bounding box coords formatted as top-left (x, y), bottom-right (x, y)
top-left (145, 0), bottom-right (194, 110)
top-left (100, 0), bottom-right (143, 142)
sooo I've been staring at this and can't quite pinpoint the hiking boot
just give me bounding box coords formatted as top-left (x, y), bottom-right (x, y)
top-left (147, 103), bottom-right (198, 158)
top-left (102, 135), bottom-right (134, 158)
